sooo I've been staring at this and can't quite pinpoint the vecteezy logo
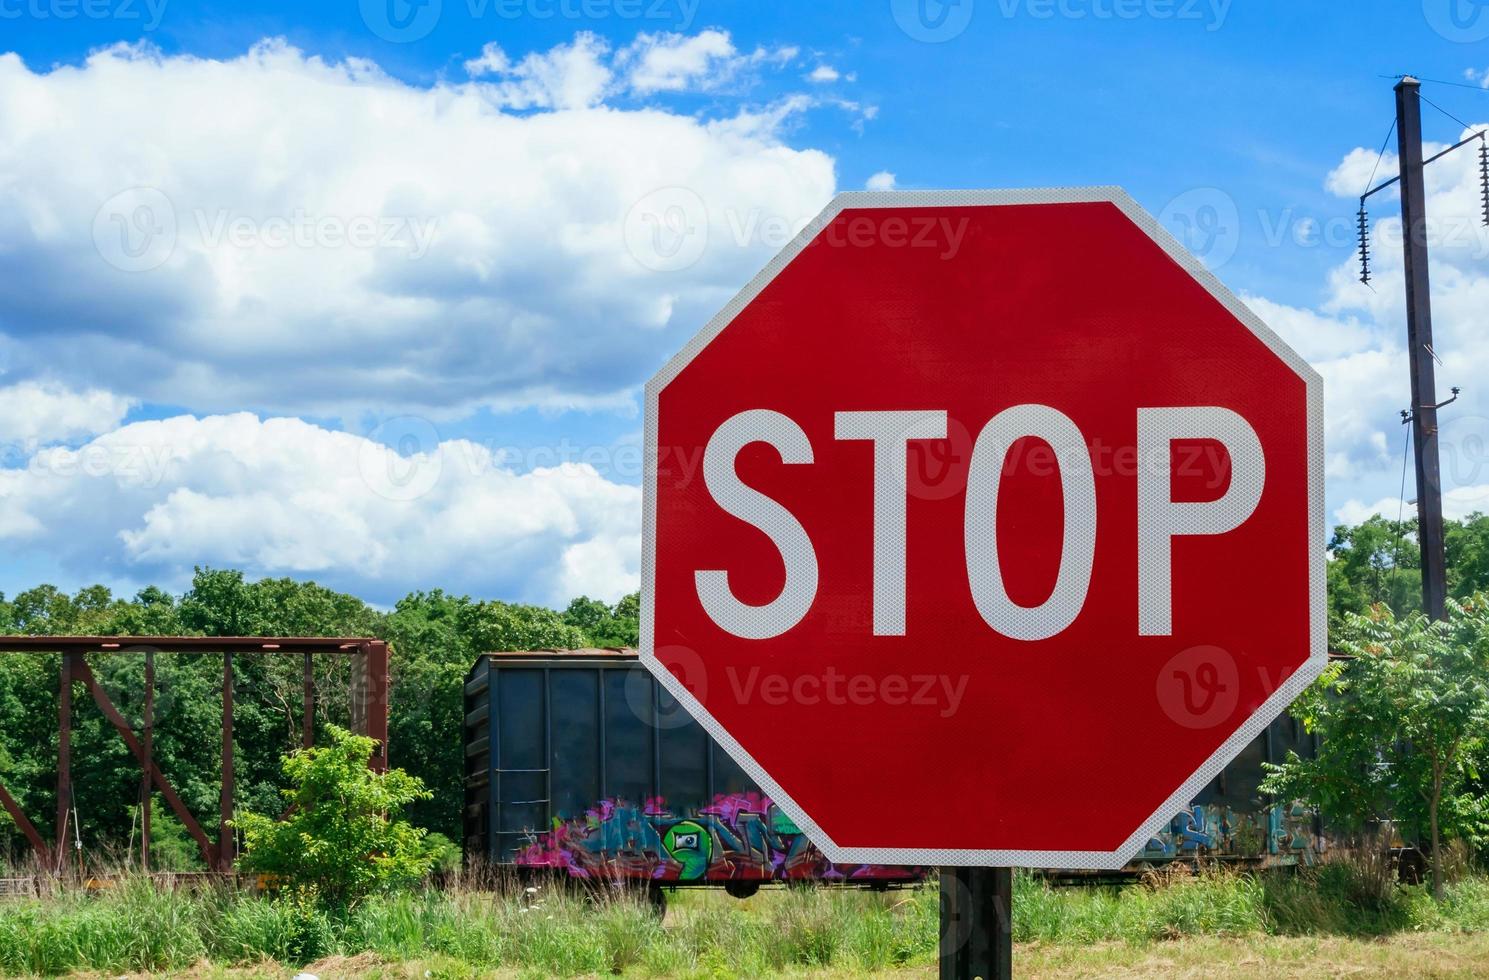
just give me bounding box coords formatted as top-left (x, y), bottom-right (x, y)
top-left (1438, 414), bottom-right (1489, 492)
top-left (92, 187), bottom-right (177, 273)
top-left (891, 0), bottom-right (975, 42)
top-left (1157, 187), bottom-right (1240, 270)
top-left (358, 416), bottom-right (444, 502)
top-left (623, 187), bottom-right (709, 273)
top-left (98, 645), bottom-right (177, 731)
top-left (1156, 645), bottom-right (1240, 730)
top-left (938, 868), bottom-right (1007, 956)
top-left (908, 416), bottom-right (972, 501)
top-left (360, 0), bottom-right (442, 43)
top-left (1423, 0), bottom-right (1489, 41)
top-left (630, 645), bottom-right (708, 730)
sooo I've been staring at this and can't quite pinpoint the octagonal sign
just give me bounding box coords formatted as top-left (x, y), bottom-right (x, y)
top-left (641, 188), bottom-right (1325, 869)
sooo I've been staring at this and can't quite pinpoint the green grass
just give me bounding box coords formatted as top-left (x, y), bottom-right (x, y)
top-left (2, 862), bottom-right (1489, 976)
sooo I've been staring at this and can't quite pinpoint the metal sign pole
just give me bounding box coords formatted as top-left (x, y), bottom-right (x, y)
top-left (940, 866), bottom-right (1013, 979)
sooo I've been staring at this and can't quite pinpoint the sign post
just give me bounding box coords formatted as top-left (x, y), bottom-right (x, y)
top-left (940, 866), bottom-right (1012, 979)
top-left (642, 189), bottom-right (1325, 975)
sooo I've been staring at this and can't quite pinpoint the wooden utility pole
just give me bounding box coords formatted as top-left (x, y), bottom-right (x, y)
top-left (1394, 77), bottom-right (1449, 621)
top-left (1362, 78), bottom-right (1488, 619)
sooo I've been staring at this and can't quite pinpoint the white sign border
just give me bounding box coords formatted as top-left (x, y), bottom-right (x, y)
top-left (641, 187), bottom-right (1327, 870)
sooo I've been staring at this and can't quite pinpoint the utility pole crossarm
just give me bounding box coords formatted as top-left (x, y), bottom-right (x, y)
top-left (1361, 129), bottom-right (1488, 203)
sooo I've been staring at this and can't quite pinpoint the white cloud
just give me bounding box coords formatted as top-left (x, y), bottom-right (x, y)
top-left (1334, 497), bottom-right (1409, 528)
top-left (1272, 114), bottom-right (1489, 530)
top-left (0, 37), bottom-right (836, 421)
top-left (1239, 294), bottom-right (1376, 365)
top-left (619, 29), bottom-right (732, 93)
top-left (0, 412), bottom-right (641, 605)
top-left (463, 34), bottom-right (613, 109)
top-left (0, 381), bottom-right (132, 446)
top-left (463, 43), bottom-right (511, 77)
top-left (1325, 145), bottom-right (1397, 199)
top-left (865, 171), bottom-right (897, 192)
top-left (808, 65), bottom-right (841, 83)
top-left (558, 533), bottom-right (643, 605)
top-left (1234, 294), bottom-right (1406, 482)
top-left (1335, 485), bottom-right (1489, 528)
top-left (616, 30), bottom-right (797, 94)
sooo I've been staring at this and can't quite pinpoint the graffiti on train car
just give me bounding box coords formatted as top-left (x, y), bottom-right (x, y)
top-left (514, 793), bottom-right (1321, 879)
top-left (514, 792), bottom-right (919, 882)
top-left (1141, 802), bottom-right (1323, 864)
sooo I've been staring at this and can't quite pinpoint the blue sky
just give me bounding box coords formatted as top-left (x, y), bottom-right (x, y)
top-left (0, 0), bottom-right (1487, 607)
top-left (7, 1), bottom-right (1481, 304)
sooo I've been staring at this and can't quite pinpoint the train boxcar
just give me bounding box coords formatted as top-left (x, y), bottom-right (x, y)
top-left (463, 649), bottom-right (1324, 891)
top-left (463, 648), bottom-right (921, 894)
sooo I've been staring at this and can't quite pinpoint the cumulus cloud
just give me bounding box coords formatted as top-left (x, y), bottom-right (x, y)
top-left (463, 34), bottom-right (613, 109)
top-left (1335, 485), bottom-right (1489, 528)
top-left (0, 380), bottom-right (132, 447)
top-left (1280, 116), bottom-right (1489, 529)
top-left (616, 30), bottom-right (796, 93)
top-left (1237, 294), bottom-right (1404, 482)
top-left (459, 29), bottom-right (806, 99)
top-left (619, 30), bottom-right (734, 92)
top-left (24, 31), bottom-right (1489, 606)
top-left (0, 37), bottom-right (835, 421)
top-left (0, 413), bottom-right (641, 605)
top-left (1324, 145), bottom-right (1398, 199)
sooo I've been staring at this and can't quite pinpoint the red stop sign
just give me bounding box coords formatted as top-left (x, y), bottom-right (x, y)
top-left (641, 189), bottom-right (1324, 868)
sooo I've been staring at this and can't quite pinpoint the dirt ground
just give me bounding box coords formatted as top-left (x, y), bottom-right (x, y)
top-left (1008, 932), bottom-right (1489, 978)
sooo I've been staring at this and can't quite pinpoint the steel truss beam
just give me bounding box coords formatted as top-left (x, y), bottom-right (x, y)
top-left (0, 636), bottom-right (387, 874)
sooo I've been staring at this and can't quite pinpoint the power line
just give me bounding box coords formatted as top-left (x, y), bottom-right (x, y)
top-left (1379, 73), bottom-right (1489, 94)
top-left (1386, 414), bottom-right (1412, 608)
top-left (1420, 92), bottom-right (1474, 132)
top-left (1363, 118), bottom-right (1398, 196)
top-left (1417, 76), bottom-right (1489, 93)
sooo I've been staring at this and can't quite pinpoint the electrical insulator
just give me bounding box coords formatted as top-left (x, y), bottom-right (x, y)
top-left (1357, 200), bottom-right (1371, 285)
top-left (1480, 138), bottom-right (1488, 228)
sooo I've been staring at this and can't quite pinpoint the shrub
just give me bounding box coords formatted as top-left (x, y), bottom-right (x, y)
top-left (234, 725), bottom-right (436, 902)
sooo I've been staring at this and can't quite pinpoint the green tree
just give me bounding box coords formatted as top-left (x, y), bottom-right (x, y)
top-left (1263, 597), bottom-right (1489, 898)
top-left (563, 593), bottom-right (640, 648)
top-left (179, 568), bottom-right (270, 636)
top-left (108, 586), bottom-right (186, 635)
top-left (235, 726), bottom-right (434, 902)
top-left (1447, 514), bottom-right (1489, 601)
top-left (1326, 515), bottom-right (1422, 628)
top-left (1327, 514), bottom-right (1489, 633)
top-left (457, 597), bottom-right (583, 653)
top-left (382, 590), bottom-right (586, 838)
top-left (562, 596), bottom-right (609, 635)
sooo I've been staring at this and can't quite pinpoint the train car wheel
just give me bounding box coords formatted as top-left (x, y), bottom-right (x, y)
top-left (724, 880), bottom-right (760, 900)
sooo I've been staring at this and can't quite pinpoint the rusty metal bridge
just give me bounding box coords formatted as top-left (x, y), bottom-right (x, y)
top-left (0, 636), bottom-right (388, 874)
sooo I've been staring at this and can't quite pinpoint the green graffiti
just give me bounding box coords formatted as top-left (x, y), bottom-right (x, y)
top-left (663, 819), bottom-right (712, 880)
